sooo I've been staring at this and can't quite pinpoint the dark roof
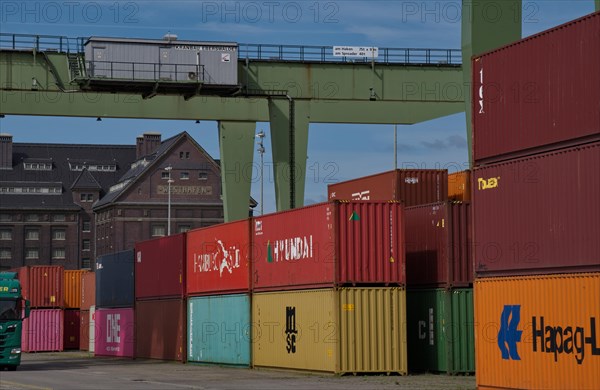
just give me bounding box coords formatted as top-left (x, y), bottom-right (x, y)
top-left (0, 143), bottom-right (136, 210)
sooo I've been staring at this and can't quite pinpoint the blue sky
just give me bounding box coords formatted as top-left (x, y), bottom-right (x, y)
top-left (0, 1), bottom-right (596, 212)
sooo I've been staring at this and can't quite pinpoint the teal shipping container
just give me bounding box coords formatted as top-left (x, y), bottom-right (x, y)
top-left (187, 294), bottom-right (251, 366)
top-left (406, 289), bottom-right (474, 374)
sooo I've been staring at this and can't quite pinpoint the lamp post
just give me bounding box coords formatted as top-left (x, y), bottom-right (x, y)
top-left (256, 130), bottom-right (265, 216)
top-left (165, 165), bottom-right (174, 235)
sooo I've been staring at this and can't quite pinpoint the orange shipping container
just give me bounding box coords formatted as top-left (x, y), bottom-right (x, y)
top-left (64, 270), bottom-right (86, 309)
top-left (448, 170), bottom-right (470, 201)
top-left (475, 273), bottom-right (600, 390)
top-left (80, 271), bottom-right (96, 311)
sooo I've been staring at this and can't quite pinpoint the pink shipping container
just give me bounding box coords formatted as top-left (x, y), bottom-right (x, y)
top-left (473, 142), bottom-right (600, 277)
top-left (94, 307), bottom-right (134, 358)
top-left (80, 271), bottom-right (95, 311)
top-left (135, 234), bottom-right (186, 300)
top-left (252, 201), bottom-right (405, 291)
top-left (328, 169), bottom-right (447, 207)
top-left (186, 220), bottom-right (251, 296)
top-left (22, 309), bottom-right (64, 352)
top-left (472, 11), bottom-right (600, 164)
top-left (405, 201), bottom-right (472, 287)
top-left (18, 266), bottom-right (64, 308)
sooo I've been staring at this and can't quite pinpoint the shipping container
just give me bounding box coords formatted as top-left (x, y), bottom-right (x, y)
top-left (186, 220), bottom-right (251, 296)
top-left (80, 271), bottom-right (95, 311)
top-left (252, 202), bottom-right (405, 291)
top-left (406, 289), bottom-right (474, 374)
top-left (472, 12), bottom-right (600, 164)
top-left (135, 234), bottom-right (186, 300)
top-left (64, 270), bottom-right (86, 309)
top-left (89, 306), bottom-right (95, 353)
top-left (80, 309), bottom-right (89, 351)
top-left (135, 299), bottom-right (185, 362)
top-left (405, 202), bottom-right (472, 288)
top-left (17, 266), bottom-right (64, 308)
top-left (252, 288), bottom-right (407, 374)
top-left (22, 309), bottom-right (63, 352)
top-left (448, 171), bottom-right (471, 201)
top-left (474, 273), bottom-right (600, 390)
top-left (473, 142), bottom-right (600, 276)
top-left (95, 250), bottom-right (134, 308)
top-left (328, 169), bottom-right (448, 207)
top-left (63, 309), bottom-right (80, 350)
top-left (188, 294), bottom-right (250, 366)
top-left (94, 307), bottom-right (134, 358)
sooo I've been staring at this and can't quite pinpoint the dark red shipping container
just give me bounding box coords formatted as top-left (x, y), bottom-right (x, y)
top-left (472, 11), bottom-right (600, 164)
top-left (135, 234), bottom-right (186, 300)
top-left (135, 299), bottom-right (185, 362)
top-left (252, 201), bottom-right (405, 291)
top-left (80, 309), bottom-right (90, 351)
top-left (405, 202), bottom-right (472, 287)
top-left (186, 220), bottom-right (250, 296)
top-left (63, 309), bottom-right (81, 350)
top-left (17, 266), bottom-right (64, 308)
top-left (328, 169), bottom-right (448, 206)
top-left (473, 142), bottom-right (600, 277)
top-left (80, 271), bottom-right (95, 311)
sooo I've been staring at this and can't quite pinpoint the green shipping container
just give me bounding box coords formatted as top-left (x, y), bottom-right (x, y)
top-left (406, 288), bottom-right (474, 374)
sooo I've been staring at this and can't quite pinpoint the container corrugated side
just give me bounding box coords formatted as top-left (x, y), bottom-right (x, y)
top-left (474, 273), bottom-right (600, 390)
top-left (252, 287), bottom-right (407, 374)
top-left (80, 309), bottom-right (89, 351)
top-left (406, 289), bottom-right (474, 374)
top-left (95, 250), bottom-right (134, 308)
top-left (135, 299), bottom-right (185, 362)
top-left (63, 309), bottom-right (80, 350)
top-left (188, 294), bottom-right (250, 366)
top-left (64, 270), bottom-right (85, 309)
top-left (448, 171), bottom-right (471, 201)
top-left (135, 234), bottom-right (186, 300)
top-left (186, 220), bottom-right (251, 296)
top-left (94, 307), bottom-right (134, 358)
top-left (473, 12), bottom-right (600, 164)
top-left (80, 271), bottom-right (95, 310)
top-left (22, 309), bottom-right (63, 352)
top-left (18, 266), bottom-right (64, 308)
top-left (473, 142), bottom-right (600, 276)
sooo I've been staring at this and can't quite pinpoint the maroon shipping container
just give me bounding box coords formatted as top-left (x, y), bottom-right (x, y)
top-left (186, 220), bottom-right (251, 296)
top-left (63, 309), bottom-right (81, 350)
top-left (80, 271), bottom-right (95, 311)
top-left (135, 299), bottom-right (186, 362)
top-left (135, 234), bottom-right (186, 300)
top-left (473, 142), bottom-right (600, 276)
top-left (405, 201), bottom-right (472, 287)
top-left (328, 169), bottom-right (448, 207)
top-left (252, 201), bottom-right (405, 291)
top-left (472, 12), bottom-right (600, 164)
top-left (80, 309), bottom-right (90, 351)
top-left (22, 309), bottom-right (64, 352)
top-left (18, 266), bottom-right (64, 308)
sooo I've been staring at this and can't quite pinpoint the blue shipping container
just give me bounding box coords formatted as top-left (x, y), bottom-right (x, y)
top-left (95, 250), bottom-right (134, 308)
top-left (187, 294), bottom-right (251, 366)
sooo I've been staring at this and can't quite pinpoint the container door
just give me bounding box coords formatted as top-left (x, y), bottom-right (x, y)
top-left (91, 47), bottom-right (108, 77)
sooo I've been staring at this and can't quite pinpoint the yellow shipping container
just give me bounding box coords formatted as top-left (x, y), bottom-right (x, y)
top-left (448, 170), bottom-right (471, 201)
top-left (64, 270), bottom-right (86, 308)
top-left (252, 287), bottom-right (407, 374)
top-left (475, 273), bottom-right (600, 390)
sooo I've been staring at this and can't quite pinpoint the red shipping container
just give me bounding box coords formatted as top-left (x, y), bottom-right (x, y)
top-left (405, 202), bottom-right (472, 287)
top-left (473, 142), bottom-right (600, 277)
top-left (22, 309), bottom-right (63, 352)
top-left (472, 12), bottom-right (600, 164)
top-left (135, 299), bottom-right (186, 362)
top-left (135, 234), bottom-right (186, 300)
top-left (80, 309), bottom-right (89, 351)
top-left (18, 266), bottom-right (64, 308)
top-left (95, 308), bottom-right (134, 358)
top-left (252, 201), bottom-right (405, 291)
top-left (186, 220), bottom-right (250, 296)
top-left (328, 169), bottom-right (448, 207)
top-left (80, 271), bottom-right (95, 310)
top-left (63, 309), bottom-right (80, 350)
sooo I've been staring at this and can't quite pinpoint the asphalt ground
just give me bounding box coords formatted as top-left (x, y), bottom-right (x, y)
top-left (0, 352), bottom-right (475, 390)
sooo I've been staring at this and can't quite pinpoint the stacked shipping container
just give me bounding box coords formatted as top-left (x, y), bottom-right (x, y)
top-left (63, 270), bottom-right (86, 350)
top-left (471, 11), bottom-right (600, 390)
top-left (79, 271), bottom-right (95, 352)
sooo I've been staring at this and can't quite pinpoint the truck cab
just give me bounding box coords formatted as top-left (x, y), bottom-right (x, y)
top-left (0, 272), bottom-right (30, 371)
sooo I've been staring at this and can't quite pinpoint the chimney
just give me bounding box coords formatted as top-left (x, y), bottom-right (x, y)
top-left (136, 135), bottom-right (144, 159)
top-left (0, 133), bottom-right (13, 169)
top-left (136, 132), bottom-right (162, 159)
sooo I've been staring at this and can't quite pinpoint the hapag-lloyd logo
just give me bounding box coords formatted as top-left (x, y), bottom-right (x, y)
top-left (498, 305), bottom-right (523, 360)
top-left (193, 240), bottom-right (240, 277)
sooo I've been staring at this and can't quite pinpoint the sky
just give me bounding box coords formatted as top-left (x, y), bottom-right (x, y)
top-left (0, 1), bottom-right (596, 213)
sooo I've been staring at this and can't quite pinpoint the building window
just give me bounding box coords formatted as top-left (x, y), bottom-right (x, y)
top-left (52, 248), bottom-right (65, 259)
top-left (180, 172), bottom-right (189, 180)
top-left (0, 229), bottom-right (12, 240)
top-left (87, 194), bottom-right (94, 202)
top-left (185, 152), bottom-right (190, 159)
top-left (179, 152), bottom-right (184, 159)
top-left (80, 193), bottom-right (94, 202)
top-left (82, 239), bottom-right (91, 251)
top-left (152, 225), bottom-right (166, 237)
top-left (52, 228), bottom-right (66, 240)
top-left (26, 214), bottom-right (39, 222)
top-left (0, 248), bottom-right (11, 259)
top-left (82, 258), bottom-right (91, 269)
top-left (178, 225), bottom-right (191, 233)
top-left (0, 214), bottom-right (12, 222)
top-left (82, 220), bottom-right (91, 232)
top-left (161, 171), bottom-right (170, 179)
top-left (53, 214), bottom-right (66, 222)
top-left (25, 248), bottom-right (39, 259)
top-left (25, 229), bottom-right (40, 240)
top-left (198, 171), bottom-right (208, 180)
top-left (24, 162), bottom-right (52, 171)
